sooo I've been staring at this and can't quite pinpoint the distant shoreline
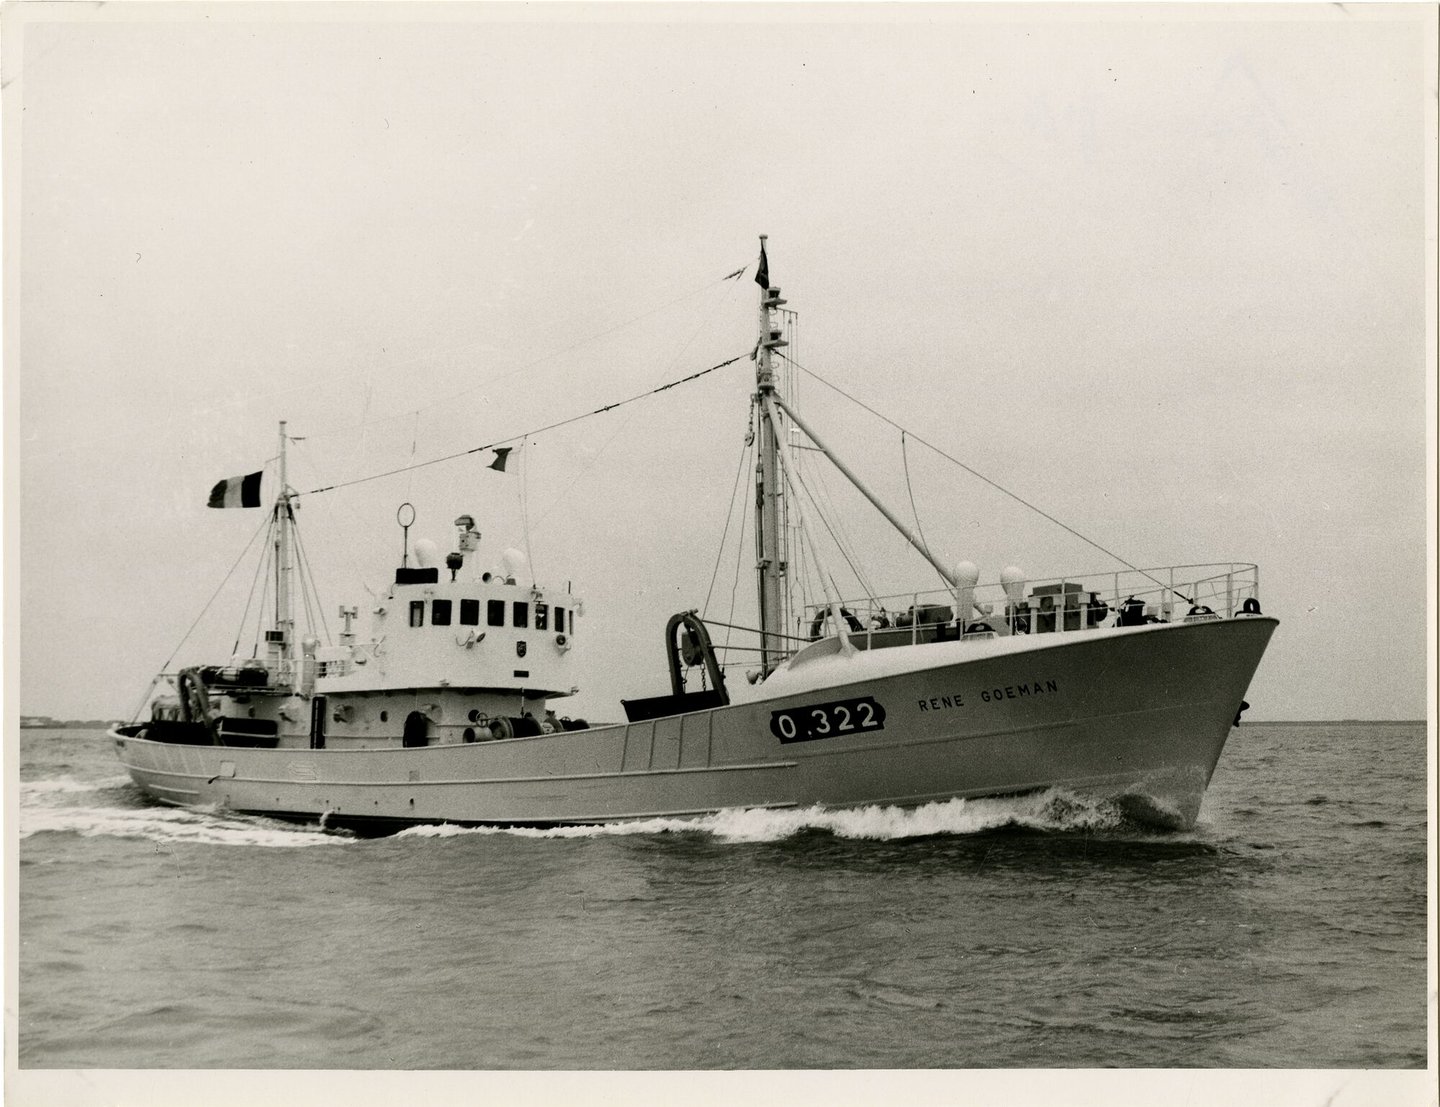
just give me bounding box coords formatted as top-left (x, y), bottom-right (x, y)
top-left (18, 721), bottom-right (120, 730)
top-left (1246, 719), bottom-right (1426, 727)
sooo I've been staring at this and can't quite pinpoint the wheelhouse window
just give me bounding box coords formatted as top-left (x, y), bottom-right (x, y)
top-left (432, 599), bottom-right (452, 626)
top-left (535, 603), bottom-right (548, 631)
top-left (460, 599), bottom-right (480, 626)
top-left (555, 606), bottom-right (566, 635)
top-left (409, 601), bottom-right (425, 627)
top-left (513, 601), bottom-right (529, 629)
top-left (487, 599), bottom-right (505, 627)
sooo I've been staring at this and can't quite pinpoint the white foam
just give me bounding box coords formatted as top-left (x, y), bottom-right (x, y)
top-left (19, 773), bottom-right (1142, 849)
top-left (392, 789), bottom-right (1130, 844)
top-left (19, 791), bottom-right (352, 849)
top-left (19, 775), bottom-right (131, 797)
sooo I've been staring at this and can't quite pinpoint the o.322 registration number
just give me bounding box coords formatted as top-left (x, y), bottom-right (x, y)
top-left (769, 696), bottom-right (887, 744)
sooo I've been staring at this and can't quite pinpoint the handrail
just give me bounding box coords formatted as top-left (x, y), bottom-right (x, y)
top-left (800, 561), bottom-right (1261, 639)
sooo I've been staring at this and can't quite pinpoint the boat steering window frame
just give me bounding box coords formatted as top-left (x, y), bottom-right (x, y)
top-left (535, 603), bottom-right (548, 631)
top-left (460, 598), bottom-right (480, 626)
top-left (555, 606), bottom-right (566, 635)
top-left (409, 600), bottom-right (425, 628)
top-left (513, 601), bottom-right (529, 629)
top-left (487, 599), bottom-right (505, 627)
top-left (432, 599), bottom-right (453, 626)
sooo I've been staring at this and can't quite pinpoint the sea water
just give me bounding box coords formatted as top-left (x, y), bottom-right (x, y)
top-left (14, 722), bottom-right (1428, 1070)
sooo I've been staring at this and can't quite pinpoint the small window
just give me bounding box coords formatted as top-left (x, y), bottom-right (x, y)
top-left (535, 603), bottom-right (548, 631)
top-left (380, 710), bottom-right (389, 723)
top-left (432, 599), bottom-right (452, 626)
top-left (409, 600), bottom-right (425, 627)
top-left (555, 607), bottom-right (566, 635)
top-left (460, 599), bottom-right (480, 626)
top-left (513, 601), bottom-right (529, 628)
top-left (487, 599), bottom-right (505, 627)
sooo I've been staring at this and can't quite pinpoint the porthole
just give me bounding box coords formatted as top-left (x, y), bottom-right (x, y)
top-left (380, 710), bottom-right (389, 723)
top-left (467, 708), bottom-right (481, 723)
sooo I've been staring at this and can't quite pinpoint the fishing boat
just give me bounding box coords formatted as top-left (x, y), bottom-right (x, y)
top-left (110, 239), bottom-right (1277, 832)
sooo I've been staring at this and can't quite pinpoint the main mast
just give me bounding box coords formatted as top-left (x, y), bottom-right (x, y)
top-left (748, 245), bottom-right (974, 640)
top-left (753, 237), bottom-right (788, 674)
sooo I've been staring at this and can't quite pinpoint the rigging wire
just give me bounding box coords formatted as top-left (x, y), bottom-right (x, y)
top-left (291, 516), bottom-right (332, 646)
top-left (35, 269), bottom-right (748, 469)
top-left (720, 415), bottom-right (757, 663)
top-left (783, 466), bottom-right (842, 636)
top-left (702, 401), bottom-right (757, 617)
top-left (779, 352), bottom-right (1194, 603)
top-left (156, 512), bottom-right (272, 676)
top-left (250, 526), bottom-right (276, 659)
top-left (792, 514), bottom-right (816, 634)
top-left (232, 510), bottom-right (276, 655)
top-left (787, 448), bottom-right (876, 608)
top-left (287, 440), bottom-right (378, 597)
top-left (406, 411), bottom-right (420, 501)
top-left (127, 674), bottom-right (165, 726)
top-left (361, 267), bottom-right (753, 427)
top-left (303, 352), bottom-right (749, 497)
top-left (798, 448), bottom-right (882, 601)
top-left (520, 437), bottom-right (535, 585)
top-left (900, 430), bottom-right (934, 561)
top-left (533, 262), bottom-right (749, 532)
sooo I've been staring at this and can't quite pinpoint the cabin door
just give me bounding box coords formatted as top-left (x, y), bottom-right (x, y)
top-left (310, 696), bottom-right (327, 750)
top-left (403, 710), bottom-right (429, 748)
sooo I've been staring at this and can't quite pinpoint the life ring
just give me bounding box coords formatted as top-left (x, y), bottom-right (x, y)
top-left (963, 622), bottom-right (994, 636)
top-left (1240, 597), bottom-right (1262, 615)
top-left (1187, 605), bottom-right (1214, 617)
top-left (809, 607), bottom-right (864, 640)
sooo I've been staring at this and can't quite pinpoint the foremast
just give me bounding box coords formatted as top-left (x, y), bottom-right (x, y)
top-left (753, 237), bottom-right (789, 676)
top-left (271, 420), bottom-right (297, 683)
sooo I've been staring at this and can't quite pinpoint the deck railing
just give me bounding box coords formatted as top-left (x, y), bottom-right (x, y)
top-left (699, 563), bottom-right (1261, 679)
top-left (798, 562), bottom-right (1262, 645)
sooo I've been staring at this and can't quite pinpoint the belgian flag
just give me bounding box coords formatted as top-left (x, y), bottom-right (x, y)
top-left (207, 471), bottom-right (263, 508)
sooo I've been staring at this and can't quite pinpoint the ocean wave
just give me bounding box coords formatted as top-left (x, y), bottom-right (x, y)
top-left (19, 788), bottom-right (352, 849)
top-left (20, 773), bottom-right (1173, 848)
top-left (18, 775), bottom-right (133, 797)
top-left (394, 789), bottom-right (1144, 844)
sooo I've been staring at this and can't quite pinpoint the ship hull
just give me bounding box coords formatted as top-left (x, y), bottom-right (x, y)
top-left (111, 617), bottom-right (1276, 832)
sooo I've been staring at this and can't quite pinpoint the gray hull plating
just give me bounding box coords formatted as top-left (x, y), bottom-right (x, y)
top-left (112, 618), bottom-right (1276, 831)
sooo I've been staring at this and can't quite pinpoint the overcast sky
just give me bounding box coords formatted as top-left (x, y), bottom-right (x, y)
top-left (6, 3), bottom-right (1433, 723)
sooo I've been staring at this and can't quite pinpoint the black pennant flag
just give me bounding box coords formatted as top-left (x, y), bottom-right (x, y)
top-left (488, 447), bottom-right (513, 472)
top-left (754, 242), bottom-right (769, 289)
